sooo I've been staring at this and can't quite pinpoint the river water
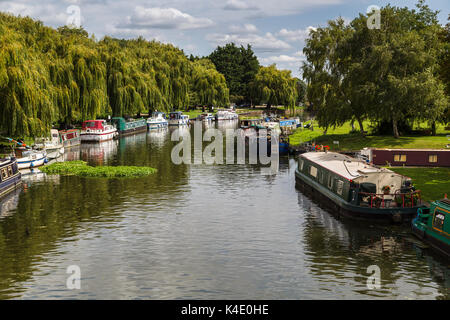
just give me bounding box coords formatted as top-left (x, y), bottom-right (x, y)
top-left (0, 122), bottom-right (449, 299)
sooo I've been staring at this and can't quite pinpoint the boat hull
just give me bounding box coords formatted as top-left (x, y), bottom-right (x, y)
top-left (147, 121), bottom-right (168, 130)
top-left (17, 153), bottom-right (47, 169)
top-left (295, 169), bottom-right (421, 223)
top-left (81, 131), bottom-right (117, 142)
top-left (0, 159), bottom-right (21, 199)
top-left (117, 125), bottom-right (147, 136)
top-left (412, 220), bottom-right (450, 258)
top-left (169, 120), bottom-right (189, 126)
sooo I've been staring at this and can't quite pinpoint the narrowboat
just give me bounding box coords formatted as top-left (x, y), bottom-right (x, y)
top-left (111, 117), bottom-right (147, 136)
top-left (15, 148), bottom-right (47, 169)
top-left (169, 112), bottom-right (190, 126)
top-left (59, 129), bottom-right (81, 148)
top-left (34, 129), bottom-right (64, 160)
top-left (412, 198), bottom-right (450, 258)
top-left (295, 151), bottom-right (424, 223)
top-left (0, 157), bottom-right (21, 198)
top-left (361, 148), bottom-right (450, 167)
top-left (147, 112), bottom-right (168, 129)
top-left (81, 120), bottom-right (118, 142)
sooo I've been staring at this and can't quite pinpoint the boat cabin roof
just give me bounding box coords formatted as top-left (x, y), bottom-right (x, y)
top-left (300, 152), bottom-right (401, 181)
top-left (82, 120), bottom-right (107, 129)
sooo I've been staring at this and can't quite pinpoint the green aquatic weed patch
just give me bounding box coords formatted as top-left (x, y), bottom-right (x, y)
top-left (41, 161), bottom-right (157, 178)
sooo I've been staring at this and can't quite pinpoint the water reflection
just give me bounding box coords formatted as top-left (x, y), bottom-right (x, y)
top-left (298, 191), bottom-right (450, 299)
top-left (0, 126), bottom-right (448, 299)
top-left (81, 140), bottom-right (118, 165)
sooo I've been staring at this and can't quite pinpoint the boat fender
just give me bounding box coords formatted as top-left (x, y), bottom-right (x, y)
top-left (44, 158), bottom-right (49, 164)
top-left (30, 162), bottom-right (34, 168)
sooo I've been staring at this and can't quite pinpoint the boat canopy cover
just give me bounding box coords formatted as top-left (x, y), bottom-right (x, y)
top-left (300, 152), bottom-right (403, 181)
top-left (82, 120), bottom-right (105, 130)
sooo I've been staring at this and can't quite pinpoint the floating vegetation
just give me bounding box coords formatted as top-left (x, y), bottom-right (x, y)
top-left (40, 161), bottom-right (157, 178)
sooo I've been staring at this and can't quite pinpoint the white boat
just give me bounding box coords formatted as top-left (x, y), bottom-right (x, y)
top-left (147, 112), bottom-right (168, 129)
top-left (169, 112), bottom-right (190, 126)
top-left (15, 148), bottom-right (47, 169)
top-left (200, 113), bottom-right (215, 122)
top-left (216, 109), bottom-right (239, 121)
top-left (34, 129), bottom-right (65, 160)
top-left (81, 120), bottom-right (118, 142)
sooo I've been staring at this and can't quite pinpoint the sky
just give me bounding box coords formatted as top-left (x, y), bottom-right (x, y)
top-left (0, 0), bottom-right (448, 78)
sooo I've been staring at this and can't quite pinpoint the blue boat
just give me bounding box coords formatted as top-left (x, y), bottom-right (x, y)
top-left (0, 157), bottom-right (22, 198)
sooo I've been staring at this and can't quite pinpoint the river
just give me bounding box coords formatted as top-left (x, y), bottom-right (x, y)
top-left (0, 122), bottom-right (448, 299)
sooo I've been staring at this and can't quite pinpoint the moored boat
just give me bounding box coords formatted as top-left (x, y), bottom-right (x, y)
top-left (0, 157), bottom-right (21, 198)
top-left (216, 109), bottom-right (239, 121)
top-left (81, 120), bottom-right (118, 142)
top-left (15, 148), bottom-right (47, 169)
top-left (200, 113), bottom-right (215, 122)
top-left (412, 197), bottom-right (450, 258)
top-left (111, 117), bottom-right (147, 136)
top-left (59, 129), bottom-right (81, 148)
top-left (34, 129), bottom-right (64, 160)
top-left (295, 151), bottom-right (424, 223)
top-left (147, 112), bottom-right (168, 129)
top-left (169, 112), bottom-right (190, 126)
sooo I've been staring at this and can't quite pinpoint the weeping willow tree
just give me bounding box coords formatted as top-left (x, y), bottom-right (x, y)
top-left (0, 13), bottom-right (230, 138)
top-left (189, 59), bottom-right (229, 107)
top-left (0, 26), bottom-right (55, 137)
top-left (250, 64), bottom-right (298, 111)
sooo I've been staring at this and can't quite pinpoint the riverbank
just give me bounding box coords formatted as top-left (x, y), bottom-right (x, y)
top-left (289, 121), bottom-right (450, 150)
top-left (389, 167), bottom-right (450, 202)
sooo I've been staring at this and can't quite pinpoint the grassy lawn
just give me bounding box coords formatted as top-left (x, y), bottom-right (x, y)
top-left (289, 121), bottom-right (450, 150)
top-left (389, 167), bottom-right (450, 202)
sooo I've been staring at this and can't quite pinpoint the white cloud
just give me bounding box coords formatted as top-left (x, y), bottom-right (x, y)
top-left (277, 26), bottom-right (316, 42)
top-left (260, 54), bottom-right (305, 64)
top-left (223, 0), bottom-right (258, 11)
top-left (206, 32), bottom-right (291, 53)
top-left (119, 7), bottom-right (214, 30)
top-left (229, 24), bottom-right (258, 34)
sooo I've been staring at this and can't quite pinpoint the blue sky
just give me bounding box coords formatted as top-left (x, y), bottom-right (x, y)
top-left (0, 0), bottom-right (448, 77)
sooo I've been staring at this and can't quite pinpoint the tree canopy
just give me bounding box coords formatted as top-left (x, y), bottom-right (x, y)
top-left (208, 43), bottom-right (260, 104)
top-left (250, 65), bottom-right (298, 111)
top-left (302, 0), bottom-right (449, 137)
top-left (0, 13), bottom-right (230, 138)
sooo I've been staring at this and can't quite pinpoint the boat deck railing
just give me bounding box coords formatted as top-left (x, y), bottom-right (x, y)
top-left (359, 190), bottom-right (422, 208)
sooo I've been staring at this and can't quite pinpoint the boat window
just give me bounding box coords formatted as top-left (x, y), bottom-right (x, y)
top-left (433, 212), bottom-right (446, 230)
top-left (310, 166), bottom-right (318, 178)
top-left (328, 175), bottom-right (333, 189)
top-left (299, 160), bottom-right (304, 171)
top-left (336, 180), bottom-right (344, 195)
top-left (7, 166), bottom-right (13, 176)
top-left (394, 154), bottom-right (407, 162)
top-left (1, 168), bottom-right (8, 179)
top-left (428, 155), bottom-right (438, 163)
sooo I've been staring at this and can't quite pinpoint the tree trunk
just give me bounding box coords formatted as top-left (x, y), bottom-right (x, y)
top-left (357, 118), bottom-right (365, 135)
top-left (392, 118), bottom-right (399, 138)
top-left (431, 121), bottom-right (436, 136)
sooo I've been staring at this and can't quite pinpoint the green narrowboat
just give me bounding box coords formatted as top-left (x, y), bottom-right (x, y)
top-left (111, 117), bottom-right (147, 136)
top-left (295, 152), bottom-right (424, 223)
top-left (412, 198), bottom-right (450, 258)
